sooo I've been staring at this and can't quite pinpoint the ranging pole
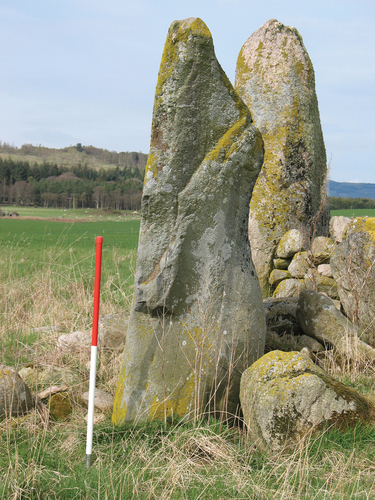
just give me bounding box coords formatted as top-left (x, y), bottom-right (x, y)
top-left (86, 236), bottom-right (103, 468)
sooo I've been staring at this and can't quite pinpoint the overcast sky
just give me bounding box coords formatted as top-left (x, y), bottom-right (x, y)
top-left (0, 0), bottom-right (374, 183)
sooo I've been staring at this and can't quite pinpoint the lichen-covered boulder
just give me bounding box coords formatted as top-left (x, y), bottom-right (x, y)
top-left (113, 18), bottom-right (266, 425)
top-left (288, 251), bottom-right (311, 278)
top-left (235, 19), bottom-right (329, 297)
top-left (240, 350), bottom-right (375, 453)
top-left (296, 290), bottom-right (375, 361)
top-left (331, 217), bottom-right (375, 345)
top-left (273, 278), bottom-right (304, 298)
top-left (268, 269), bottom-right (291, 287)
top-left (276, 229), bottom-right (304, 259)
top-left (273, 257), bottom-right (291, 270)
top-left (311, 236), bottom-right (335, 265)
top-left (303, 272), bottom-right (338, 299)
top-left (329, 215), bottom-right (351, 244)
top-left (0, 366), bottom-right (34, 419)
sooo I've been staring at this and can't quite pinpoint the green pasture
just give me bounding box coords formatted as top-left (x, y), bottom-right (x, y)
top-left (330, 208), bottom-right (375, 217)
top-left (1, 204), bottom-right (140, 220)
top-left (0, 217), bottom-right (140, 309)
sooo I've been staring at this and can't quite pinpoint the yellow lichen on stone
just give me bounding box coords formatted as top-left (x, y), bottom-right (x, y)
top-left (355, 217), bottom-right (375, 243)
top-left (241, 350), bottom-right (375, 452)
top-left (235, 19), bottom-right (328, 298)
top-left (149, 374), bottom-right (196, 420)
top-left (207, 114), bottom-right (249, 163)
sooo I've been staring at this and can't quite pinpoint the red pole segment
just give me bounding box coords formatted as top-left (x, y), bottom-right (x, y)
top-left (86, 235), bottom-right (103, 468)
top-left (92, 236), bottom-right (103, 347)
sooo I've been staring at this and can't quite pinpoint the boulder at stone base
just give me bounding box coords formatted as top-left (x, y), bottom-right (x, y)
top-left (240, 350), bottom-right (375, 453)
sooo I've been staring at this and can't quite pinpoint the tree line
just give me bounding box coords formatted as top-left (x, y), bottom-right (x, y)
top-left (0, 157), bottom-right (144, 210)
top-left (328, 197), bottom-right (375, 210)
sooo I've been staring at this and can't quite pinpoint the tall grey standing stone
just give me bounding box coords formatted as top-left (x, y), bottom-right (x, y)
top-left (235, 19), bottom-right (329, 297)
top-left (113, 18), bottom-right (266, 425)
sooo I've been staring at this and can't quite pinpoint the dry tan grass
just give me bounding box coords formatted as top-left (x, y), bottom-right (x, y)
top-left (1, 230), bottom-right (375, 498)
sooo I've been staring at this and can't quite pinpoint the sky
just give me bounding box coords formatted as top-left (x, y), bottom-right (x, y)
top-left (0, 0), bottom-right (374, 183)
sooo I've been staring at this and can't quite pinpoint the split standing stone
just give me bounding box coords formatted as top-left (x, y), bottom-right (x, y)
top-left (113, 18), bottom-right (266, 425)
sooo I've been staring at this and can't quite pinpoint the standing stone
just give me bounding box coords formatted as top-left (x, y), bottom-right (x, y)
top-left (113, 18), bottom-right (266, 425)
top-left (235, 19), bottom-right (329, 297)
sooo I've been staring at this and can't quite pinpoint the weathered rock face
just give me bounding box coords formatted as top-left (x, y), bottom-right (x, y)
top-left (329, 215), bottom-right (351, 244)
top-left (235, 19), bottom-right (329, 297)
top-left (0, 366), bottom-right (34, 419)
top-left (240, 350), bottom-right (375, 453)
top-left (296, 290), bottom-right (375, 362)
top-left (311, 236), bottom-right (335, 265)
top-left (113, 18), bottom-right (266, 425)
top-left (264, 297), bottom-right (302, 336)
top-left (82, 389), bottom-right (114, 413)
top-left (331, 217), bottom-right (375, 346)
top-left (98, 314), bottom-right (128, 350)
top-left (276, 229), bottom-right (304, 259)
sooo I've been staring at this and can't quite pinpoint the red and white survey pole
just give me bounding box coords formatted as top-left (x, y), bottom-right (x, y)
top-left (86, 236), bottom-right (103, 468)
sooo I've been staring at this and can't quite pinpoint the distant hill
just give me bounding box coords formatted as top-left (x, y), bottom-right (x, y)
top-left (0, 141), bottom-right (148, 172)
top-left (328, 180), bottom-right (375, 199)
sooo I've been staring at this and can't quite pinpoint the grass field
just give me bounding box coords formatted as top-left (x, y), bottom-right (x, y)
top-left (0, 215), bottom-right (140, 369)
top-left (1, 205), bottom-right (140, 220)
top-left (330, 208), bottom-right (375, 217)
top-left (1, 209), bottom-right (375, 498)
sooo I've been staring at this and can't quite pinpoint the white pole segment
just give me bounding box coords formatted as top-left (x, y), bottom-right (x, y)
top-left (86, 345), bottom-right (98, 467)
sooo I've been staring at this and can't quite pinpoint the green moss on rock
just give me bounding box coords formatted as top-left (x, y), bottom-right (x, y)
top-left (48, 392), bottom-right (72, 421)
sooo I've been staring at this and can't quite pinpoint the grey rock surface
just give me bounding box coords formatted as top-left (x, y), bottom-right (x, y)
top-left (98, 314), bottom-right (128, 350)
top-left (263, 297), bottom-right (302, 336)
top-left (331, 217), bottom-right (375, 345)
top-left (317, 263), bottom-right (333, 277)
top-left (113, 18), bottom-right (266, 425)
top-left (296, 290), bottom-right (375, 361)
top-left (329, 215), bottom-right (351, 244)
top-left (240, 350), bottom-right (375, 453)
top-left (235, 19), bottom-right (329, 297)
top-left (0, 365), bottom-right (34, 419)
top-left (57, 331), bottom-right (91, 349)
top-left (82, 389), bottom-right (114, 412)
